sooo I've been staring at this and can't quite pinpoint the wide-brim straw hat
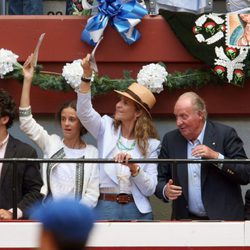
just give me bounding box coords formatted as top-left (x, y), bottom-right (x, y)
top-left (114, 82), bottom-right (156, 118)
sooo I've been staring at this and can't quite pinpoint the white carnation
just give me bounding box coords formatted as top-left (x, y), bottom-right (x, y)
top-left (62, 59), bottom-right (83, 90)
top-left (137, 63), bottom-right (168, 93)
top-left (0, 48), bottom-right (19, 78)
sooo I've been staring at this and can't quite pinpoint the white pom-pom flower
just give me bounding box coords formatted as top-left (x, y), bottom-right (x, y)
top-left (62, 59), bottom-right (83, 90)
top-left (137, 63), bottom-right (168, 93)
top-left (0, 48), bottom-right (19, 78)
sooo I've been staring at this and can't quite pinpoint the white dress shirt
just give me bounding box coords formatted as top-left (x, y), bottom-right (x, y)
top-left (187, 123), bottom-right (206, 216)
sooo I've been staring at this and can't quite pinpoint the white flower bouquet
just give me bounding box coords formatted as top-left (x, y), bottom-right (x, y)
top-left (0, 48), bottom-right (19, 78)
top-left (62, 59), bottom-right (83, 90)
top-left (137, 63), bottom-right (168, 93)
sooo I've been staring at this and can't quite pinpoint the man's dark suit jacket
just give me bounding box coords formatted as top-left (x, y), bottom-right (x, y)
top-left (155, 120), bottom-right (250, 221)
top-left (245, 189), bottom-right (250, 220)
top-left (0, 135), bottom-right (43, 219)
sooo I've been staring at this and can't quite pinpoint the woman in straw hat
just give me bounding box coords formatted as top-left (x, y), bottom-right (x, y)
top-left (76, 54), bottom-right (160, 220)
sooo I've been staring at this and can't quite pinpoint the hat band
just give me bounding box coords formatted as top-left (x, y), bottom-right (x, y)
top-left (126, 89), bottom-right (150, 112)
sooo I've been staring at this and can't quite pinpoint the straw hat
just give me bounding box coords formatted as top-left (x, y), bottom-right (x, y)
top-left (114, 82), bottom-right (156, 118)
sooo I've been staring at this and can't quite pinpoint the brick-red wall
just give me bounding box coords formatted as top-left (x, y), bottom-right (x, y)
top-left (0, 15), bottom-right (249, 116)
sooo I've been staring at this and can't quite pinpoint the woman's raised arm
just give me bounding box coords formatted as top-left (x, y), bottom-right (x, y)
top-left (20, 53), bottom-right (35, 108)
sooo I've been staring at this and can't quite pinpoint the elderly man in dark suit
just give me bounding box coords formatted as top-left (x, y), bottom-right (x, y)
top-left (155, 91), bottom-right (250, 221)
top-left (0, 89), bottom-right (43, 219)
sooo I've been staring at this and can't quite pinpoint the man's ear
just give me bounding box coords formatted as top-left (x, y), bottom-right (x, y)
top-left (0, 116), bottom-right (10, 126)
top-left (197, 110), bottom-right (205, 120)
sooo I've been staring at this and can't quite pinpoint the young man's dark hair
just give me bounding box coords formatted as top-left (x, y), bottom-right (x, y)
top-left (0, 88), bottom-right (17, 128)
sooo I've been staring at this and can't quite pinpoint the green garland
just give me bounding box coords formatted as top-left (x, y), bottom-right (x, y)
top-left (4, 64), bottom-right (249, 96)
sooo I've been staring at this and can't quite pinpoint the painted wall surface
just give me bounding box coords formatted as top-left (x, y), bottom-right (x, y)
top-left (0, 221), bottom-right (250, 248)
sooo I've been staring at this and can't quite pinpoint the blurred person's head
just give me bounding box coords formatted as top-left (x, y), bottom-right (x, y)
top-left (174, 92), bottom-right (207, 142)
top-left (0, 89), bottom-right (17, 129)
top-left (114, 83), bottom-right (158, 157)
top-left (30, 198), bottom-right (95, 250)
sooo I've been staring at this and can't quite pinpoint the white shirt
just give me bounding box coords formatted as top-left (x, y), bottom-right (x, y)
top-left (50, 145), bottom-right (85, 199)
top-left (115, 136), bottom-right (136, 194)
top-left (100, 135), bottom-right (137, 194)
top-left (187, 123), bottom-right (206, 216)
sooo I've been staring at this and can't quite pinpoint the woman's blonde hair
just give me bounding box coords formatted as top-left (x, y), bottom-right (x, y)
top-left (113, 104), bottom-right (158, 157)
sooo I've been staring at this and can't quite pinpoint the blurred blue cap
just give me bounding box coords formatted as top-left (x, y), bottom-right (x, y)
top-left (30, 198), bottom-right (95, 243)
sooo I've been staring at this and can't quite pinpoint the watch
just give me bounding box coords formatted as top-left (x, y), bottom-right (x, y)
top-left (81, 76), bottom-right (92, 82)
top-left (81, 72), bottom-right (94, 83)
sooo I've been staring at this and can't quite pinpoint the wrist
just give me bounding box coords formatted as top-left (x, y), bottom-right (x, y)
top-left (130, 165), bottom-right (140, 177)
top-left (81, 71), bottom-right (94, 83)
top-left (24, 77), bottom-right (32, 84)
top-left (79, 72), bottom-right (94, 93)
top-left (214, 152), bottom-right (219, 159)
top-left (83, 72), bottom-right (92, 78)
top-left (81, 76), bottom-right (92, 83)
top-left (79, 82), bottom-right (91, 93)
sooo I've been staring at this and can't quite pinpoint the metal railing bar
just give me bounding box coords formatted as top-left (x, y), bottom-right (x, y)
top-left (6, 157), bottom-right (250, 220)
top-left (1, 158), bottom-right (250, 164)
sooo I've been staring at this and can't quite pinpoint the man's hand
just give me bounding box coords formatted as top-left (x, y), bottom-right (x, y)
top-left (164, 179), bottom-right (182, 200)
top-left (0, 209), bottom-right (13, 220)
top-left (192, 144), bottom-right (219, 159)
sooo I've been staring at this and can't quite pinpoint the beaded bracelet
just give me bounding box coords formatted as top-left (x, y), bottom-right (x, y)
top-left (19, 107), bottom-right (32, 117)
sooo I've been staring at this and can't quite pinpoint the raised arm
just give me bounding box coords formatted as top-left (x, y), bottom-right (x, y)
top-left (76, 54), bottom-right (105, 139)
top-left (79, 53), bottom-right (92, 93)
top-left (19, 54), bottom-right (54, 152)
top-left (20, 54), bottom-right (34, 108)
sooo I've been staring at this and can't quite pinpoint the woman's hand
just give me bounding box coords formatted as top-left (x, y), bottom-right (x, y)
top-left (22, 53), bottom-right (35, 82)
top-left (114, 152), bottom-right (140, 176)
top-left (82, 54), bottom-right (92, 78)
top-left (20, 54), bottom-right (35, 108)
top-left (114, 152), bottom-right (131, 164)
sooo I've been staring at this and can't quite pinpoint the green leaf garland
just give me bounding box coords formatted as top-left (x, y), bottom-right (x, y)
top-left (4, 63), bottom-right (250, 96)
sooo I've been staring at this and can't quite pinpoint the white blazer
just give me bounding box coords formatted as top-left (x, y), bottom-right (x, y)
top-left (77, 92), bottom-right (160, 213)
top-left (19, 108), bottom-right (99, 208)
